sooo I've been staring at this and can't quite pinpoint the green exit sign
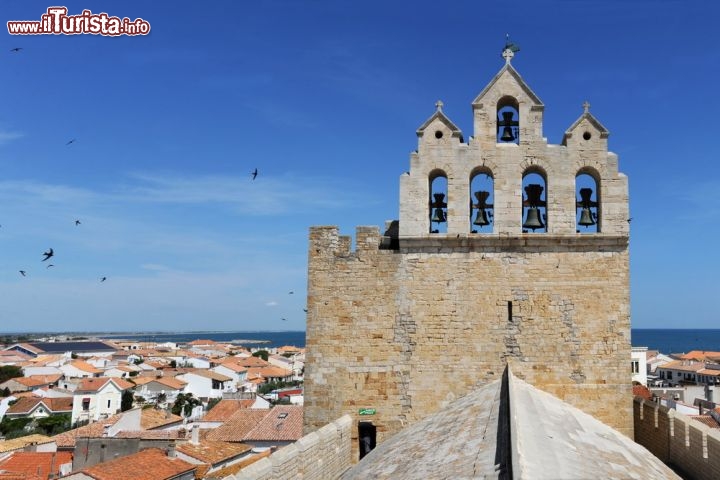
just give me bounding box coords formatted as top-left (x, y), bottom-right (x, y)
top-left (358, 408), bottom-right (376, 415)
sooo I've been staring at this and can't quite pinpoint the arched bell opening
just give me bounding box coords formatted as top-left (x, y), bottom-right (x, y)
top-left (576, 170), bottom-right (600, 233)
top-left (522, 169), bottom-right (547, 233)
top-left (469, 169), bottom-right (494, 233)
top-left (429, 171), bottom-right (448, 234)
top-left (497, 96), bottom-right (520, 144)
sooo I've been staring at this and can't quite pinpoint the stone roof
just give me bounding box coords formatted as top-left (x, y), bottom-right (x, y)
top-left (53, 412), bottom-right (124, 447)
top-left (342, 369), bottom-right (680, 479)
top-left (6, 396), bottom-right (73, 415)
top-left (80, 448), bottom-right (196, 480)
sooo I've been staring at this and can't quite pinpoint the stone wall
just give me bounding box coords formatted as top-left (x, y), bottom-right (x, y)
top-left (634, 397), bottom-right (720, 479)
top-left (305, 226), bottom-right (632, 453)
top-left (225, 415), bottom-right (352, 480)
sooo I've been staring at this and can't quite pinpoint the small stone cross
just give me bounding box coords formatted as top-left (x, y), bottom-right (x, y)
top-left (583, 101), bottom-right (591, 113)
top-left (435, 100), bottom-right (444, 112)
top-left (502, 48), bottom-right (514, 64)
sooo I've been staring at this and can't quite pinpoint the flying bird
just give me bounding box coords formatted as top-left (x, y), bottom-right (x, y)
top-left (42, 248), bottom-right (54, 261)
top-left (46, 264), bottom-right (54, 269)
top-left (288, 291), bottom-right (294, 295)
top-left (66, 138), bottom-right (76, 145)
top-left (303, 308), bottom-right (308, 313)
top-left (10, 47), bottom-right (22, 52)
top-left (100, 277), bottom-right (106, 282)
top-left (281, 318), bottom-right (287, 321)
top-left (627, 218), bottom-right (633, 223)
top-left (19, 270), bottom-right (26, 277)
top-left (75, 219), bottom-right (81, 226)
top-left (251, 168), bottom-right (258, 180)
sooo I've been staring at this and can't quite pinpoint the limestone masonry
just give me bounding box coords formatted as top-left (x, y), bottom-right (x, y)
top-left (304, 51), bottom-right (632, 455)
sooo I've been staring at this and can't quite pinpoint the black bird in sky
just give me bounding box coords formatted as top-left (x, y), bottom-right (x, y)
top-left (10, 47), bottom-right (22, 52)
top-left (288, 291), bottom-right (294, 295)
top-left (19, 270), bottom-right (26, 277)
top-left (251, 168), bottom-right (258, 180)
top-left (75, 219), bottom-right (81, 226)
top-left (66, 138), bottom-right (76, 146)
top-left (100, 277), bottom-right (107, 282)
top-left (42, 248), bottom-right (54, 261)
top-left (303, 308), bottom-right (308, 313)
top-left (47, 264), bottom-right (54, 269)
top-left (281, 318), bottom-right (287, 321)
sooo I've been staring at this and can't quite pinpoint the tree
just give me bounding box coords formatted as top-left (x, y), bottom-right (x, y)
top-left (0, 387), bottom-right (10, 397)
top-left (252, 350), bottom-right (269, 361)
top-left (121, 390), bottom-right (134, 411)
top-left (172, 393), bottom-right (201, 417)
top-left (36, 414), bottom-right (71, 435)
top-left (206, 397), bottom-right (221, 412)
top-left (0, 365), bottom-right (23, 384)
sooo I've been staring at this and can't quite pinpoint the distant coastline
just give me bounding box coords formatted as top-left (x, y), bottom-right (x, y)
top-left (631, 328), bottom-right (720, 355)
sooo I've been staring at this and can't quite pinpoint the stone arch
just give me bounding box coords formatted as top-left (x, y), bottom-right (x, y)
top-left (521, 166), bottom-right (548, 233)
top-left (469, 166), bottom-right (494, 233)
top-left (576, 167), bottom-right (601, 233)
top-left (497, 95), bottom-right (520, 144)
top-left (429, 169), bottom-right (448, 234)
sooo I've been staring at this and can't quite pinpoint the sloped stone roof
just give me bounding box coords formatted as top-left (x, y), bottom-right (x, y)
top-left (342, 369), bottom-right (680, 480)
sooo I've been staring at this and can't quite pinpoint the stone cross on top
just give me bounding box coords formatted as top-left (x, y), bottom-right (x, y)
top-left (435, 100), bottom-right (444, 112)
top-left (502, 48), bottom-right (514, 64)
top-left (583, 101), bottom-right (591, 113)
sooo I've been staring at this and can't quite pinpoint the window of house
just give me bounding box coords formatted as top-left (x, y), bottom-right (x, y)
top-left (82, 398), bottom-right (90, 411)
top-left (522, 170), bottom-right (547, 233)
top-left (469, 170), bottom-right (493, 233)
top-left (576, 171), bottom-right (600, 233)
top-left (631, 361), bottom-right (639, 374)
top-left (429, 171), bottom-right (448, 234)
top-left (107, 399), bottom-right (111, 408)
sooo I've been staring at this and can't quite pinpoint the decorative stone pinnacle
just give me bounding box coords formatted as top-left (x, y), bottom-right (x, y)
top-left (583, 101), bottom-right (591, 113)
top-left (435, 100), bottom-right (444, 112)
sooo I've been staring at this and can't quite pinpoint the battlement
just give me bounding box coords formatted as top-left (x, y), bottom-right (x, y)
top-left (634, 397), bottom-right (720, 479)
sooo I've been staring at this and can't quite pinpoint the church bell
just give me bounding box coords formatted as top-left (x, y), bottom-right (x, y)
top-left (431, 208), bottom-right (446, 223)
top-left (523, 206), bottom-right (544, 231)
top-left (578, 207), bottom-right (595, 227)
top-left (500, 126), bottom-right (515, 142)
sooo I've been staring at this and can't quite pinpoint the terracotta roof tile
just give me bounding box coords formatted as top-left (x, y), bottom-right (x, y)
top-left (690, 415), bottom-right (720, 428)
top-left (68, 360), bottom-right (103, 374)
top-left (235, 356), bottom-right (269, 368)
top-left (243, 405), bottom-right (303, 442)
top-left (52, 412), bottom-right (124, 447)
top-left (82, 448), bottom-right (196, 480)
top-left (176, 440), bottom-right (251, 465)
top-left (0, 435), bottom-right (54, 453)
top-left (205, 409), bottom-right (269, 442)
top-left (75, 377), bottom-right (133, 392)
top-left (5, 396), bottom-right (73, 415)
top-left (114, 430), bottom-right (186, 440)
top-left (0, 451), bottom-right (72, 479)
top-left (246, 366), bottom-right (293, 380)
top-left (632, 385), bottom-right (652, 401)
top-left (202, 399), bottom-right (254, 422)
top-left (208, 449), bottom-right (272, 479)
top-left (141, 408), bottom-right (184, 430)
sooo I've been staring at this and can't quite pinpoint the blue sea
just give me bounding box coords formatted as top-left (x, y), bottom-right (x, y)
top-left (97, 331), bottom-right (306, 349)
top-left (631, 329), bottom-right (720, 355)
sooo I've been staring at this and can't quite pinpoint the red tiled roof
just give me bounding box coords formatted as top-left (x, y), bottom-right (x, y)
top-left (690, 415), bottom-right (720, 428)
top-left (0, 451), bottom-right (72, 479)
top-left (243, 405), bottom-right (303, 442)
top-left (76, 377), bottom-right (134, 392)
top-left (81, 448), bottom-right (196, 480)
top-left (141, 408), bottom-right (183, 430)
top-left (205, 409), bottom-right (269, 442)
top-left (53, 412), bottom-right (124, 447)
top-left (234, 356), bottom-right (269, 368)
top-left (176, 440), bottom-right (251, 465)
top-left (6, 396), bottom-right (73, 415)
top-left (202, 399), bottom-right (254, 422)
top-left (632, 385), bottom-right (652, 401)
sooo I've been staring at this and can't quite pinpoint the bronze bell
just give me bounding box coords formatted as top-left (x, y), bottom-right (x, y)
top-left (523, 206), bottom-right (544, 231)
top-left (431, 208), bottom-right (446, 223)
top-left (500, 126), bottom-right (514, 142)
top-left (473, 209), bottom-right (490, 226)
top-left (578, 207), bottom-right (595, 227)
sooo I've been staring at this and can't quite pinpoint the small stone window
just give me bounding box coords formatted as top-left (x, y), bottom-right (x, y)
top-left (429, 171), bottom-right (447, 234)
top-left (469, 170), bottom-right (493, 233)
top-left (522, 170), bottom-right (547, 233)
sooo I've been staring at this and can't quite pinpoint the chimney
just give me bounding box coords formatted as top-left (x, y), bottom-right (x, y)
top-left (191, 424), bottom-right (200, 445)
top-left (167, 441), bottom-right (176, 458)
top-left (103, 424), bottom-right (111, 437)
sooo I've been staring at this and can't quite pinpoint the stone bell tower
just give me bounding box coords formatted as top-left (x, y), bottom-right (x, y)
top-left (304, 46), bottom-right (631, 452)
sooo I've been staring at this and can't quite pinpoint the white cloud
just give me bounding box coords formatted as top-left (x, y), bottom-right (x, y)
top-left (0, 130), bottom-right (23, 145)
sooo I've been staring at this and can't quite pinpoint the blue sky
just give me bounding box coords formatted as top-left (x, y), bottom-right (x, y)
top-left (0, 0), bottom-right (717, 332)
